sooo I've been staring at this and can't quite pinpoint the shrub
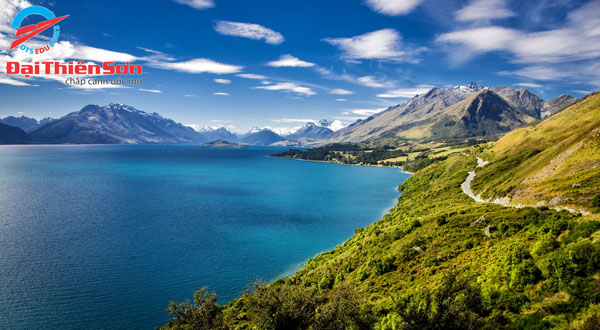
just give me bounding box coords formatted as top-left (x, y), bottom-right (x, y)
top-left (592, 194), bottom-right (600, 212)
top-left (436, 215), bottom-right (448, 226)
top-left (531, 234), bottom-right (559, 257)
top-left (319, 271), bottom-right (335, 290)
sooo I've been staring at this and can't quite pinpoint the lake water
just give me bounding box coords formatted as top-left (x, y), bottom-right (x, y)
top-left (0, 145), bottom-right (410, 329)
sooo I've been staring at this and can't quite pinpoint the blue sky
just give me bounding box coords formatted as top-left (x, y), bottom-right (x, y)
top-left (0, 0), bottom-right (598, 133)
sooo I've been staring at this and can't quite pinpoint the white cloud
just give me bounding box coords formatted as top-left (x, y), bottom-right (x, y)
top-left (173, 0), bottom-right (215, 9)
top-left (329, 88), bottom-right (354, 95)
top-left (513, 82), bottom-right (543, 88)
top-left (357, 76), bottom-right (391, 88)
top-left (455, 0), bottom-right (516, 22)
top-left (254, 82), bottom-right (316, 96)
top-left (236, 73), bottom-right (268, 80)
top-left (438, 1), bottom-right (600, 83)
top-left (139, 88), bottom-right (162, 93)
top-left (437, 27), bottom-right (519, 52)
top-left (336, 98), bottom-right (348, 101)
top-left (149, 58), bottom-right (243, 74)
top-left (215, 21), bottom-right (284, 45)
top-left (343, 108), bottom-right (386, 116)
top-left (364, 0), bottom-right (424, 15)
top-left (501, 66), bottom-right (573, 81)
top-left (184, 94), bottom-right (197, 97)
top-left (214, 78), bottom-right (231, 84)
top-left (214, 92), bottom-right (230, 96)
top-left (0, 75), bottom-right (35, 86)
top-left (572, 90), bottom-right (592, 95)
top-left (270, 118), bottom-right (317, 123)
top-left (376, 87), bottom-right (432, 98)
top-left (266, 54), bottom-right (315, 67)
top-left (324, 29), bottom-right (404, 61)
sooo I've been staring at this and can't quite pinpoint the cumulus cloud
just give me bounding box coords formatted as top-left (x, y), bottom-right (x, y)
top-left (236, 73), bottom-right (268, 80)
top-left (376, 87), bottom-right (433, 98)
top-left (139, 88), bottom-right (162, 93)
top-left (149, 58), bottom-right (243, 74)
top-left (254, 82), bottom-right (316, 96)
top-left (215, 21), bottom-right (284, 45)
top-left (324, 29), bottom-right (404, 61)
top-left (364, 0), bottom-right (424, 16)
top-left (455, 0), bottom-right (516, 22)
top-left (214, 78), bottom-right (231, 84)
top-left (173, 0), bottom-right (215, 9)
top-left (329, 88), bottom-right (354, 95)
top-left (266, 54), bottom-right (315, 67)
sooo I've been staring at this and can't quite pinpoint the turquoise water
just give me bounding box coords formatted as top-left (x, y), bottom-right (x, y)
top-left (0, 145), bottom-right (410, 329)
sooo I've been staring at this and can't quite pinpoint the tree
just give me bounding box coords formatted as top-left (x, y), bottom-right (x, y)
top-left (164, 287), bottom-right (224, 330)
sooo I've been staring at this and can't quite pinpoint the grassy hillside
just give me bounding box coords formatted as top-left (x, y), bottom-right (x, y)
top-left (472, 92), bottom-right (600, 213)
top-left (162, 94), bottom-right (600, 330)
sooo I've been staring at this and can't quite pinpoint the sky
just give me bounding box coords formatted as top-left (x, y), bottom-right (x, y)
top-left (0, 0), bottom-right (599, 133)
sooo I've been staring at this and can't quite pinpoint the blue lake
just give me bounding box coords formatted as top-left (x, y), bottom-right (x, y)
top-left (0, 144), bottom-right (410, 329)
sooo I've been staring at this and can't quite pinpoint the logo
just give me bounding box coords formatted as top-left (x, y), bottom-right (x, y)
top-left (10, 6), bottom-right (69, 54)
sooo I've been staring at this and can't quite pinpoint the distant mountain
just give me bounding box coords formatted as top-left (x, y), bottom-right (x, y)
top-left (286, 122), bottom-right (334, 140)
top-left (0, 122), bottom-right (29, 144)
top-left (240, 128), bottom-right (285, 145)
top-left (196, 127), bottom-right (239, 143)
top-left (327, 83), bottom-right (574, 143)
top-left (29, 103), bottom-right (203, 144)
top-left (0, 116), bottom-right (55, 132)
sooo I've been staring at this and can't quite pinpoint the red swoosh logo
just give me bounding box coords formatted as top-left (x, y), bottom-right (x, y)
top-left (10, 15), bottom-right (69, 50)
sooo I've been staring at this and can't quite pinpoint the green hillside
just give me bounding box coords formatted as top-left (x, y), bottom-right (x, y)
top-left (162, 94), bottom-right (600, 330)
top-left (472, 92), bottom-right (600, 213)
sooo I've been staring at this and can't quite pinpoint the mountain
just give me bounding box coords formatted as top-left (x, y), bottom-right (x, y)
top-left (472, 91), bottom-right (600, 212)
top-left (0, 116), bottom-right (55, 133)
top-left (424, 89), bottom-right (537, 139)
top-left (196, 127), bottom-right (239, 143)
top-left (327, 83), bottom-right (485, 142)
top-left (327, 83), bottom-right (574, 143)
top-left (286, 122), bottom-right (334, 140)
top-left (240, 128), bottom-right (285, 145)
top-left (0, 122), bottom-right (29, 144)
top-left (541, 94), bottom-right (577, 118)
top-left (29, 103), bottom-right (203, 144)
top-left (202, 139), bottom-right (246, 148)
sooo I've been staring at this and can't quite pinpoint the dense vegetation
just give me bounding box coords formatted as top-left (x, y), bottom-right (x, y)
top-left (163, 152), bottom-right (600, 329)
top-left (163, 95), bottom-right (600, 329)
top-left (273, 139), bottom-right (487, 172)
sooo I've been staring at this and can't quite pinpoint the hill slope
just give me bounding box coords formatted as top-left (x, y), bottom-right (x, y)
top-left (472, 92), bottom-right (600, 213)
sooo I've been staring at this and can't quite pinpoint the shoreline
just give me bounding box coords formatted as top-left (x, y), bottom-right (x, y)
top-left (268, 155), bottom-right (415, 175)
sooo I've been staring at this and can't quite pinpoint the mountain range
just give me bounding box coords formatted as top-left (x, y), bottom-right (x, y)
top-left (327, 83), bottom-right (576, 143)
top-left (0, 85), bottom-right (577, 145)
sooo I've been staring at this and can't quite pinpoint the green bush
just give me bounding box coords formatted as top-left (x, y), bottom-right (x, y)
top-left (531, 234), bottom-right (559, 257)
top-left (319, 271), bottom-right (335, 290)
top-left (592, 194), bottom-right (600, 212)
